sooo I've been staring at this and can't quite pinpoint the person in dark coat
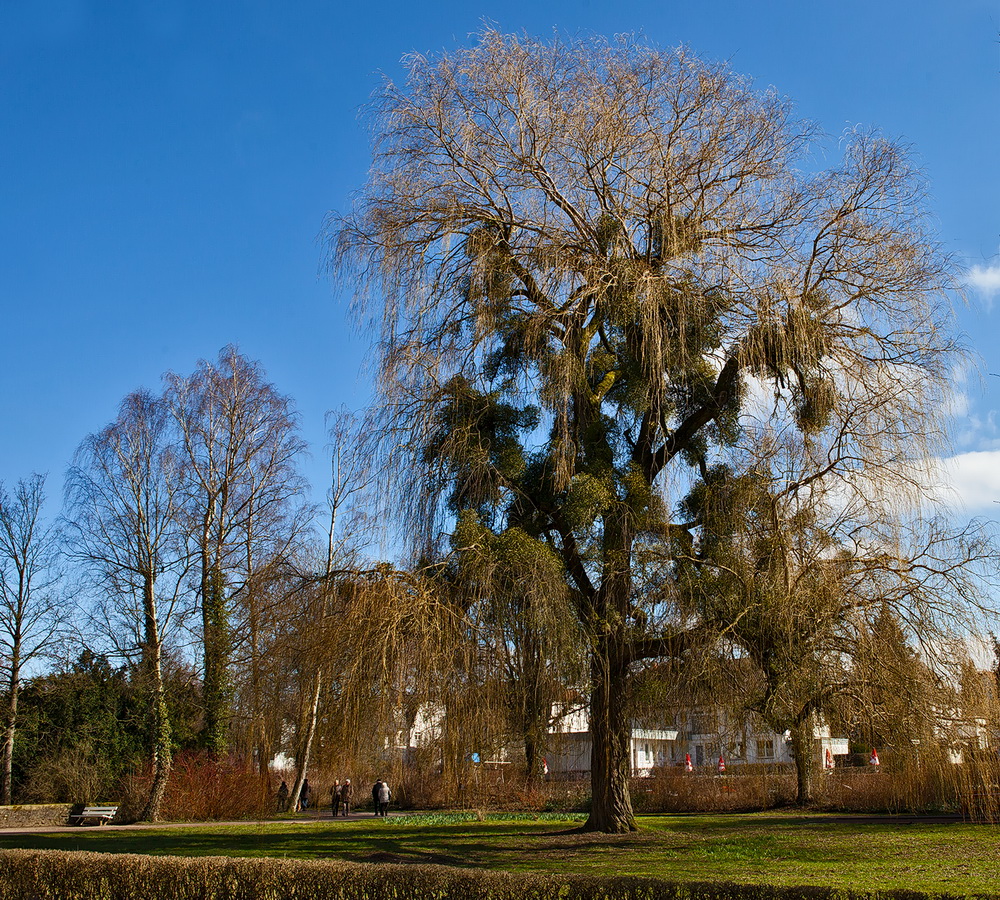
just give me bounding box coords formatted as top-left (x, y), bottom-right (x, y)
top-left (340, 779), bottom-right (353, 816)
top-left (300, 778), bottom-right (311, 811)
top-left (371, 780), bottom-right (382, 816)
top-left (277, 780), bottom-right (289, 813)
top-left (331, 780), bottom-right (341, 817)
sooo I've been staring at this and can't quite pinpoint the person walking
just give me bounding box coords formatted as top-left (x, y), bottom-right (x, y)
top-left (340, 779), bottom-right (353, 816)
top-left (277, 780), bottom-right (289, 813)
top-left (300, 778), bottom-right (312, 812)
top-left (371, 779), bottom-right (382, 816)
top-left (331, 780), bottom-right (341, 817)
top-left (377, 780), bottom-right (391, 817)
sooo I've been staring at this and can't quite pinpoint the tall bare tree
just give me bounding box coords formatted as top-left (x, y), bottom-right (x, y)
top-left (330, 29), bottom-right (971, 831)
top-left (0, 474), bottom-right (67, 805)
top-left (285, 408), bottom-right (380, 811)
top-left (674, 439), bottom-right (997, 803)
top-left (165, 346), bottom-right (307, 754)
top-left (65, 391), bottom-right (190, 821)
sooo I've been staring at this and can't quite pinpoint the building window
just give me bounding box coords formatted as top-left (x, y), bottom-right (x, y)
top-left (756, 739), bottom-right (775, 760)
top-left (691, 714), bottom-right (716, 735)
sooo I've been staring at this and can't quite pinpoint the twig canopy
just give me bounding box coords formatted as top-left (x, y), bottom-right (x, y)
top-left (330, 28), bottom-right (971, 832)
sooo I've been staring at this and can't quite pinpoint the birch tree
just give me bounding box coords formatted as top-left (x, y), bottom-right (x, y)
top-left (65, 391), bottom-right (189, 821)
top-left (165, 346), bottom-right (307, 754)
top-left (0, 474), bottom-right (67, 805)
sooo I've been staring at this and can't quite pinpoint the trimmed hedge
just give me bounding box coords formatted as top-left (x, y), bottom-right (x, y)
top-left (0, 849), bottom-right (986, 900)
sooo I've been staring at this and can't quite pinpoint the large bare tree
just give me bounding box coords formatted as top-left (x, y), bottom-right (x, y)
top-left (330, 30), bottom-right (967, 831)
top-left (285, 408), bottom-right (380, 811)
top-left (0, 474), bottom-right (67, 805)
top-left (65, 391), bottom-right (190, 820)
top-left (165, 346), bottom-right (308, 754)
top-left (673, 434), bottom-right (997, 803)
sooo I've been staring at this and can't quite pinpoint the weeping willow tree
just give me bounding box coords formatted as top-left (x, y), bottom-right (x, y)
top-left (673, 434), bottom-right (997, 804)
top-left (330, 29), bottom-right (973, 831)
top-left (312, 566), bottom-right (484, 792)
top-left (451, 511), bottom-right (586, 779)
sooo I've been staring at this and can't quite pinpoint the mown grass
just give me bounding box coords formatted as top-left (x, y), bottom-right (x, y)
top-left (1, 811), bottom-right (997, 895)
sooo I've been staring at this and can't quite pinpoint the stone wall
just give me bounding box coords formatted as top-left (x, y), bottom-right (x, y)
top-left (0, 804), bottom-right (73, 828)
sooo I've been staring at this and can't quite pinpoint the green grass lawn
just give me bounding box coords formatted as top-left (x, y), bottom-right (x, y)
top-left (2, 811), bottom-right (998, 896)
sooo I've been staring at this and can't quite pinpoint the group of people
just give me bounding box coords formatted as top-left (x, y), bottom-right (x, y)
top-left (275, 778), bottom-right (313, 813)
top-left (371, 778), bottom-right (391, 816)
top-left (276, 776), bottom-right (391, 817)
top-left (330, 778), bottom-right (391, 816)
top-left (330, 779), bottom-right (353, 816)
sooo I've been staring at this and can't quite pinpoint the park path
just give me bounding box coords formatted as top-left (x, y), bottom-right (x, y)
top-left (0, 810), bottom-right (400, 836)
top-left (0, 810), bottom-right (968, 836)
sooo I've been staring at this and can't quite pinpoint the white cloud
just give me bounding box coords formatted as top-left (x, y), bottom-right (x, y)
top-left (967, 261), bottom-right (1000, 305)
top-left (947, 387), bottom-right (970, 419)
top-left (933, 451), bottom-right (1000, 514)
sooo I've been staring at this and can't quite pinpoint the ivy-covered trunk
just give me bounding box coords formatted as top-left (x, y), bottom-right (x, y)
top-left (515, 636), bottom-right (549, 781)
top-left (140, 664), bottom-right (172, 822)
top-left (201, 556), bottom-right (230, 754)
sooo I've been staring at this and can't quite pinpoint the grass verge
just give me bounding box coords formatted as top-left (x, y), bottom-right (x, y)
top-left (0, 811), bottom-right (996, 895)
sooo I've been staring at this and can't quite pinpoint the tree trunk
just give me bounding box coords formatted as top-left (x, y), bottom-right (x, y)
top-left (202, 558), bottom-right (230, 754)
top-left (523, 734), bottom-right (538, 781)
top-left (139, 576), bottom-right (172, 822)
top-left (789, 719), bottom-right (816, 805)
top-left (289, 671), bottom-right (322, 812)
top-left (247, 591), bottom-right (269, 775)
top-left (583, 637), bottom-right (636, 832)
top-left (517, 656), bottom-right (546, 782)
top-left (140, 672), bottom-right (172, 822)
top-left (1, 656), bottom-right (20, 805)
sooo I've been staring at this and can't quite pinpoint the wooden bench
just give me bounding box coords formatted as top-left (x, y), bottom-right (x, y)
top-left (69, 805), bottom-right (119, 826)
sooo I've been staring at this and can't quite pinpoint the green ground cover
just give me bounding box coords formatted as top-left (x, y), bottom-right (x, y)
top-left (1, 812), bottom-right (996, 896)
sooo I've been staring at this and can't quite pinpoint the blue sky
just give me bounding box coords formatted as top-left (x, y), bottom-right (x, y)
top-left (2, 0), bottom-right (999, 521)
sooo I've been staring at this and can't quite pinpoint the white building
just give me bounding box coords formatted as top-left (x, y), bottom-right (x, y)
top-left (544, 705), bottom-right (678, 776)
top-left (543, 704), bottom-right (848, 776)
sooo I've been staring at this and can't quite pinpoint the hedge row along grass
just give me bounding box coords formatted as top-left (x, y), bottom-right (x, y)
top-left (0, 849), bottom-right (989, 900)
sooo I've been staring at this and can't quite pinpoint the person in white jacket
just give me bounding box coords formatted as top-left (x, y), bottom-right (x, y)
top-left (377, 780), bottom-right (391, 816)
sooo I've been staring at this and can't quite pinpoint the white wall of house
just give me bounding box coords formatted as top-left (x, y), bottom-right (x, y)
top-left (630, 729), bottom-right (679, 775)
top-left (543, 704), bottom-right (854, 776)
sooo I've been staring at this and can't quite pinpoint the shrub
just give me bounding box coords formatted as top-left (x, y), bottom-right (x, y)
top-left (20, 748), bottom-right (110, 805)
top-left (110, 752), bottom-right (274, 822)
top-left (157, 752), bottom-right (272, 821)
top-left (0, 849), bottom-right (984, 900)
top-left (631, 769), bottom-right (797, 814)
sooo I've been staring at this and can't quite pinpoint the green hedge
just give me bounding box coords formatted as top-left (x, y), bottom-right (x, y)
top-left (0, 849), bottom-right (984, 900)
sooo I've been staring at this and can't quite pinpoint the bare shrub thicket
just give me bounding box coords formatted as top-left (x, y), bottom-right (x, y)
top-left (119, 752), bottom-right (272, 822)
